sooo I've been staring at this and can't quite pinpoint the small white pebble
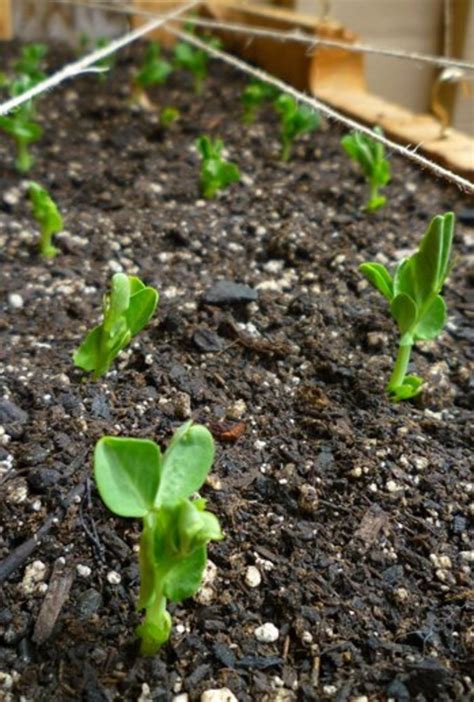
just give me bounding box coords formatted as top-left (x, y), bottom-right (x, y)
top-left (76, 564), bottom-right (92, 578)
top-left (386, 480), bottom-right (402, 493)
top-left (255, 622), bottom-right (279, 643)
top-left (245, 566), bottom-right (262, 588)
top-left (254, 440), bottom-right (267, 451)
top-left (8, 293), bottom-right (24, 309)
top-left (460, 551), bottom-right (474, 563)
top-left (106, 570), bottom-right (121, 585)
top-left (21, 560), bottom-right (47, 595)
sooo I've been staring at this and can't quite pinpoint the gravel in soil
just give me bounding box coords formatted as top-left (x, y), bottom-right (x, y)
top-left (0, 42), bottom-right (473, 701)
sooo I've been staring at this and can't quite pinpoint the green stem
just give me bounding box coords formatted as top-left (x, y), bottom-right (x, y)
top-left (281, 138), bottom-right (291, 162)
top-left (15, 138), bottom-right (33, 173)
top-left (40, 225), bottom-right (57, 258)
top-left (388, 343), bottom-right (412, 392)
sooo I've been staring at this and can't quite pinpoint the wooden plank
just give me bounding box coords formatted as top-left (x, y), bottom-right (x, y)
top-left (0, 0), bottom-right (12, 39)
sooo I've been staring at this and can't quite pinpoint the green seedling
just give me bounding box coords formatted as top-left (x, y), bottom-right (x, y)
top-left (14, 43), bottom-right (48, 83)
top-left (196, 135), bottom-right (240, 199)
top-left (135, 41), bottom-right (172, 89)
top-left (160, 106), bottom-right (180, 127)
top-left (0, 76), bottom-right (42, 172)
top-left (274, 94), bottom-right (320, 161)
top-left (341, 127), bottom-right (391, 212)
top-left (28, 182), bottom-right (63, 258)
top-left (173, 36), bottom-right (221, 93)
top-left (74, 273), bottom-right (158, 379)
top-left (360, 212), bottom-right (454, 401)
top-left (241, 80), bottom-right (278, 124)
top-left (94, 421), bottom-right (222, 654)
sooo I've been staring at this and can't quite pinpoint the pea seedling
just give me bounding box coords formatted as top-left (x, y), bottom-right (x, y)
top-left (160, 106), bottom-right (180, 128)
top-left (135, 41), bottom-right (172, 89)
top-left (196, 136), bottom-right (240, 199)
top-left (341, 127), bottom-right (391, 212)
top-left (0, 76), bottom-right (43, 172)
top-left (274, 94), bottom-right (320, 161)
top-left (74, 273), bottom-right (158, 379)
top-left (28, 182), bottom-right (63, 258)
top-left (360, 212), bottom-right (454, 401)
top-left (94, 421), bottom-right (222, 654)
top-left (241, 80), bottom-right (279, 124)
top-left (14, 43), bottom-right (48, 83)
top-left (173, 36), bottom-right (221, 93)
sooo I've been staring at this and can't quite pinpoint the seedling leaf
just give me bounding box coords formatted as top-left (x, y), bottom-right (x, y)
top-left (341, 127), bottom-right (391, 212)
top-left (156, 423), bottom-right (215, 505)
top-left (94, 437), bottom-right (161, 517)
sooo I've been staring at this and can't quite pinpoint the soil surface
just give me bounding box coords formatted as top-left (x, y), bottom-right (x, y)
top-left (0, 41), bottom-right (473, 702)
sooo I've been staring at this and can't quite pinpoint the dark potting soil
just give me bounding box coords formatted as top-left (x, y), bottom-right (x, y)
top-left (0, 41), bottom-right (473, 702)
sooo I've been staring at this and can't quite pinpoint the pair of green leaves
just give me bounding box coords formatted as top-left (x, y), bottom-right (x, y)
top-left (28, 182), bottom-right (63, 258)
top-left (275, 94), bottom-right (320, 161)
top-left (135, 41), bottom-right (172, 89)
top-left (94, 421), bottom-right (222, 654)
top-left (341, 127), bottom-right (391, 212)
top-left (73, 273), bottom-right (158, 379)
top-left (14, 43), bottom-right (48, 84)
top-left (360, 212), bottom-right (454, 400)
top-left (196, 135), bottom-right (240, 199)
top-left (241, 80), bottom-right (279, 124)
top-left (173, 36), bottom-right (222, 94)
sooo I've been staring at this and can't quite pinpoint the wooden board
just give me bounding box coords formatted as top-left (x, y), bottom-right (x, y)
top-left (0, 0), bottom-right (12, 39)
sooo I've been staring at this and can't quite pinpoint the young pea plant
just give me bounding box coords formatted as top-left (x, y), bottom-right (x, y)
top-left (0, 76), bottom-right (43, 173)
top-left (160, 106), bottom-right (180, 128)
top-left (196, 136), bottom-right (240, 199)
top-left (173, 36), bottom-right (222, 94)
top-left (14, 43), bottom-right (48, 83)
top-left (274, 94), bottom-right (320, 161)
top-left (74, 273), bottom-right (158, 379)
top-left (341, 127), bottom-right (391, 212)
top-left (94, 421), bottom-right (223, 654)
top-left (135, 41), bottom-right (172, 90)
top-left (241, 80), bottom-right (279, 124)
top-left (360, 212), bottom-right (454, 401)
top-left (28, 182), bottom-right (63, 258)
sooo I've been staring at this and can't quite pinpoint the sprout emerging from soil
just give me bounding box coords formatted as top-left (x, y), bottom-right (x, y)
top-left (73, 273), bottom-right (158, 379)
top-left (274, 94), bottom-right (320, 161)
top-left (360, 212), bottom-right (454, 401)
top-left (173, 35), bottom-right (222, 93)
top-left (135, 41), bottom-right (172, 89)
top-left (196, 135), bottom-right (240, 199)
top-left (241, 80), bottom-right (279, 124)
top-left (0, 76), bottom-right (43, 173)
top-left (341, 127), bottom-right (391, 212)
top-left (14, 43), bottom-right (48, 83)
top-left (160, 106), bottom-right (180, 127)
top-left (28, 182), bottom-right (63, 258)
top-left (94, 421), bottom-right (223, 655)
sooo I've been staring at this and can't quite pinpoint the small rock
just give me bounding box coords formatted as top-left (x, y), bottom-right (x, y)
top-left (90, 393), bottom-right (111, 420)
top-left (173, 695), bottom-right (189, 702)
top-left (174, 392), bottom-right (192, 419)
top-left (457, 207), bottom-right (474, 226)
top-left (0, 399), bottom-right (28, 427)
top-left (77, 588), bottom-right (102, 619)
top-left (298, 484), bottom-right (319, 514)
top-left (106, 571), bottom-right (121, 585)
top-left (27, 467), bottom-right (61, 492)
top-left (195, 560), bottom-right (217, 605)
top-left (8, 293), bottom-right (24, 309)
top-left (201, 689), bottom-right (238, 702)
top-left (245, 566), bottom-right (262, 588)
top-left (226, 399), bottom-right (247, 420)
top-left (255, 622), bottom-right (279, 643)
top-left (193, 328), bottom-right (225, 353)
top-left (202, 281), bottom-right (258, 307)
top-left (76, 564), bottom-right (92, 578)
top-left (20, 560), bottom-right (47, 595)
